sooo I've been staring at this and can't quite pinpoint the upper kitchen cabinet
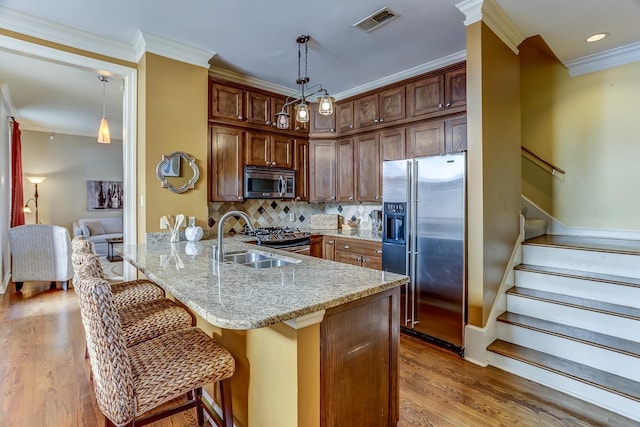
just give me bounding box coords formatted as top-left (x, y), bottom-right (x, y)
top-left (406, 64), bottom-right (466, 118)
top-left (209, 126), bottom-right (244, 202)
top-left (381, 128), bottom-right (407, 161)
top-left (355, 87), bottom-right (405, 129)
top-left (407, 120), bottom-right (445, 158)
top-left (245, 132), bottom-right (294, 168)
top-left (444, 115), bottom-right (467, 153)
top-left (210, 82), bottom-right (244, 122)
top-left (246, 91), bottom-right (271, 126)
top-left (336, 101), bottom-right (354, 132)
top-left (310, 104), bottom-right (337, 136)
top-left (336, 138), bottom-right (355, 202)
top-left (355, 133), bottom-right (382, 202)
top-left (294, 140), bottom-right (309, 201)
top-left (309, 140), bottom-right (336, 202)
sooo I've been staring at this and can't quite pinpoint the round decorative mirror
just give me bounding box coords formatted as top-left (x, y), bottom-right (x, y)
top-left (155, 151), bottom-right (200, 194)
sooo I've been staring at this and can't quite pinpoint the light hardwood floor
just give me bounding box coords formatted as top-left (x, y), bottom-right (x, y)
top-left (1, 282), bottom-right (636, 426)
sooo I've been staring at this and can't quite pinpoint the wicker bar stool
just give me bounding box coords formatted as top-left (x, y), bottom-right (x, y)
top-left (75, 275), bottom-right (234, 427)
top-left (76, 260), bottom-right (194, 348)
top-left (72, 236), bottom-right (165, 309)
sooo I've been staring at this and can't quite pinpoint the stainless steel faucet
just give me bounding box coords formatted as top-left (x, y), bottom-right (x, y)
top-left (216, 210), bottom-right (255, 261)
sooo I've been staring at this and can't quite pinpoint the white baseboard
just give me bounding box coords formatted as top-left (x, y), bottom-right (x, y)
top-left (464, 229), bottom-right (523, 366)
top-left (521, 195), bottom-right (640, 240)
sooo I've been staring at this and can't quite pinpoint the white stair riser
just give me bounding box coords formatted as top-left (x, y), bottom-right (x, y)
top-left (506, 295), bottom-right (640, 342)
top-left (522, 246), bottom-right (640, 279)
top-left (515, 270), bottom-right (640, 309)
top-left (497, 323), bottom-right (640, 382)
top-left (488, 352), bottom-right (640, 423)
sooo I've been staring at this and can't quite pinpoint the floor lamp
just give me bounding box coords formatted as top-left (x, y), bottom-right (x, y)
top-left (23, 176), bottom-right (45, 224)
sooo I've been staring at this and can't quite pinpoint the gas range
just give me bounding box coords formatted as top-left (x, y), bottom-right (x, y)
top-left (242, 226), bottom-right (311, 250)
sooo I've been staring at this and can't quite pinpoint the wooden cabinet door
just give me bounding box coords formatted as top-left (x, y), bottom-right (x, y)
top-left (245, 131), bottom-right (270, 166)
top-left (210, 83), bottom-right (244, 121)
top-left (381, 128), bottom-right (407, 161)
top-left (309, 140), bottom-right (336, 202)
top-left (322, 236), bottom-right (336, 260)
top-left (444, 67), bottom-right (467, 110)
top-left (321, 288), bottom-right (399, 426)
top-left (445, 115), bottom-right (467, 153)
top-left (209, 126), bottom-right (244, 202)
top-left (337, 138), bottom-right (355, 202)
top-left (294, 140), bottom-right (308, 201)
top-left (406, 75), bottom-right (444, 117)
top-left (354, 93), bottom-right (379, 129)
top-left (310, 104), bottom-right (337, 135)
top-left (310, 235), bottom-right (323, 258)
top-left (362, 255), bottom-right (382, 270)
top-left (336, 101), bottom-right (354, 132)
top-left (246, 91), bottom-right (271, 126)
top-left (355, 133), bottom-right (381, 202)
top-left (271, 135), bottom-right (294, 168)
top-left (379, 87), bottom-right (405, 124)
top-left (408, 120), bottom-right (445, 158)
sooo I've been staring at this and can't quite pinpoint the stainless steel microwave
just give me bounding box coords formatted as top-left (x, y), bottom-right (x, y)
top-left (244, 166), bottom-right (296, 199)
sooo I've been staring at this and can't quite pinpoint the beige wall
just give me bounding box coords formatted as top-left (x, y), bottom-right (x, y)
top-left (466, 22), bottom-right (522, 327)
top-left (136, 53), bottom-right (209, 241)
top-left (20, 130), bottom-right (123, 233)
top-left (521, 37), bottom-right (640, 231)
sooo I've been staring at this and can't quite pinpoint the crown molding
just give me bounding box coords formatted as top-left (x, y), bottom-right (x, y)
top-left (133, 30), bottom-right (215, 69)
top-left (0, 5), bottom-right (136, 62)
top-left (208, 67), bottom-right (297, 96)
top-left (456, 0), bottom-right (524, 55)
top-left (19, 122), bottom-right (110, 139)
top-left (564, 41), bottom-right (640, 77)
top-left (334, 50), bottom-right (467, 100)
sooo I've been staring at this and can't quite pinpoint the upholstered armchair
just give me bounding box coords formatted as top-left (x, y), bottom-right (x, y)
top-left (8, 224), bottom-right (74, 291)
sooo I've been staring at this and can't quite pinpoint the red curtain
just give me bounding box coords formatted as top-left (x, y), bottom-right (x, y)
top-left (10, 120), bottom-right (25, 227)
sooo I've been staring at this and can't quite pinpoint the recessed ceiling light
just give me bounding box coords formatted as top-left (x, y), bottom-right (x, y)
top-left (586, 33), bottom-right (608, 43)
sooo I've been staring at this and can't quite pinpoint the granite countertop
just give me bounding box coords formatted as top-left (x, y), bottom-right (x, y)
top-left (119, 239), bottom-right (407, 330)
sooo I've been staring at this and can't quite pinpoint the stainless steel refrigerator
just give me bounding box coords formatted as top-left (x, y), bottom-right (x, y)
top-left (382, 153), bottom-right (466, 354)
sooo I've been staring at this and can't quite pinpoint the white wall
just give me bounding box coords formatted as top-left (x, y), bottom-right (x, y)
top-left (0, 87), bottom-right (11, 293)
top-left (20, 130), bottom-right (123, 235)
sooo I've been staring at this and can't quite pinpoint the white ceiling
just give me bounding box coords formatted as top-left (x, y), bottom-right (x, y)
top-left (1, 0), bottom-right (639, 139)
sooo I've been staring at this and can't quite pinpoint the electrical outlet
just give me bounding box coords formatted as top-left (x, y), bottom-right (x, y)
top-left (160, 217), bottom-right (168, 229)
top-left (289, 212), bottom-right (296, 222)
top-left (189, 216), bottom-right (196, 227)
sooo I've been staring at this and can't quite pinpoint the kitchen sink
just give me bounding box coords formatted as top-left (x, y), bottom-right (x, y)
top-left (222, 250), bottom-right (298, 269)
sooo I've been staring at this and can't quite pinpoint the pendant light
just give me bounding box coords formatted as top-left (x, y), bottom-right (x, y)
top-left (275, 34), bottom-right (334, 129)
top-left (97, 75), bottom-right (111, 144)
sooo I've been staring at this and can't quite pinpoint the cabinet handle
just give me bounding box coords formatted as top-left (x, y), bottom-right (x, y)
top-left (438, 103), bottom-right (444, 109)
top-left (237, 196), bottom-right (243, 200)
top-left (348, 196), bottom-right (353, 201)
top-left (379, 118), bottom-right (384, 123)
top-left (331, 128), bottom-right (336, 133)
top-left (330, 196), bottom-right (336, 200)
top-left (373, 119), bottom-right (379, 124)
top-left (349, 125), bottom-right (353, 129)
top-left (295, 196), bottom-right (301, 201)
top-left (375, 250), bottom-right (382, 254)
top-left (375, 195), bottom-right (380, 200)
top-left (271, 161), bottom-right (276, 166)
top-left (266, 120), bottom-right (271, 125)
top-left (446, 102), bottom-right (452, 108)
top-left (238, 116), bottom-right (243, 120)
top-left (362, 257), bottom-right (367, 263)
top-left (343, 245), bottom-right (350, 249)
top-left (328, 241), bottom-right (334, 244)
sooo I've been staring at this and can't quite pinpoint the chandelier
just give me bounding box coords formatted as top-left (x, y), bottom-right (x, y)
top-left (275, 34), bottom-right (334, 129)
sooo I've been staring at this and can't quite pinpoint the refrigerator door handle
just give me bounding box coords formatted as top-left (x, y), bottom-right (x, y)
top-left (410, 159), bottom-right (419, 328)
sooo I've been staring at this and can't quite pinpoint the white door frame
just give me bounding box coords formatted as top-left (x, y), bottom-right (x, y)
top-left (0, 34), bottom-right (138, 281)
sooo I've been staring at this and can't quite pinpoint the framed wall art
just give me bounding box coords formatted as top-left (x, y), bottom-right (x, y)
top-left (87, 180), bottom-right (123, 210)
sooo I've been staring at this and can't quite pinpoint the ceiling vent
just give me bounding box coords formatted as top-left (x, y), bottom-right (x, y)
top-left (353, 7), bottom-right (399, 32)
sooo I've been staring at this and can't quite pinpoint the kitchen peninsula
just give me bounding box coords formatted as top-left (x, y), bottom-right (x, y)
top-left (120, 238), bottom-right (408, 427)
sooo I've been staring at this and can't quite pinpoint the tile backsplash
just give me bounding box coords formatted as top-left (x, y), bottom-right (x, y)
top-left (208, 200), bottom-right (382, 236)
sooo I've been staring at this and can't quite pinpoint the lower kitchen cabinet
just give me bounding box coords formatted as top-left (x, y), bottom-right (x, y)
top-left (322, 236), bottom-right (336, 261)
top-left (310, 235), bottom-right (323, 258)
top-left (333, 237), bottom-right (382, 270)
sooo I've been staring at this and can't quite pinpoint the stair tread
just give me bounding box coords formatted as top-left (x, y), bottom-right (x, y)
top-left (507, 287), bottom-right (640, 320)
top-left (524, 234), bottom-right (640, 256)
top-left (497, 312), bottom-right (640, 358)
top-left (488, 340), bottom-right (640, 402)
top-left (515, 263), bottom-right (640, 288)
